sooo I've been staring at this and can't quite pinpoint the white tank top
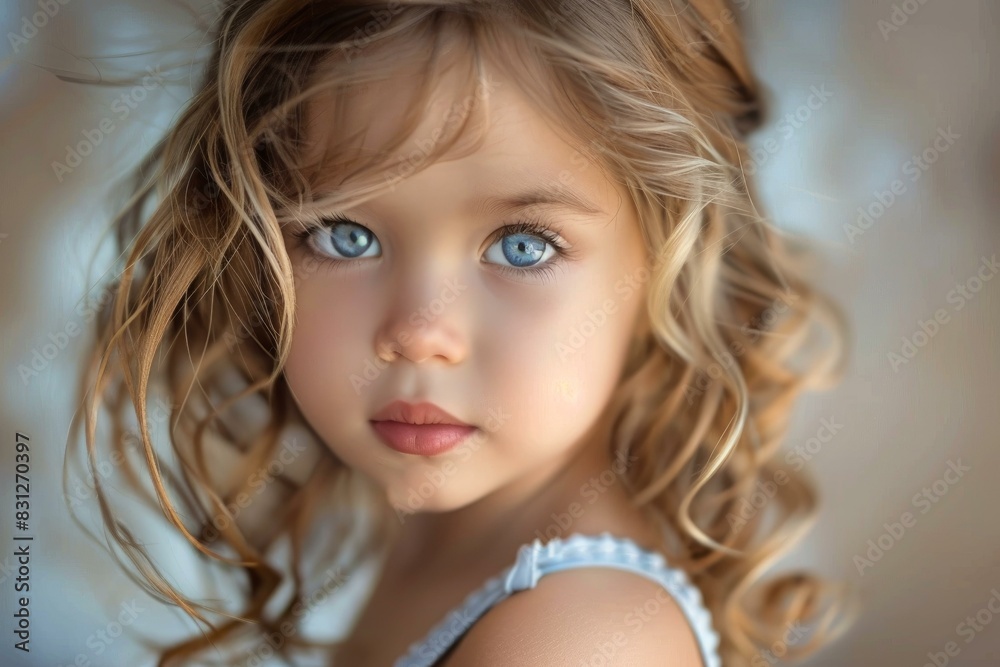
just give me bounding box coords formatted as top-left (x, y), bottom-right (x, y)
top-left (393, 531), bottom-right (722, 666)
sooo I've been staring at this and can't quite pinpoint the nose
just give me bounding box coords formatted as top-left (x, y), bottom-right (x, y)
top-left (373, 270), bottom-right (470, 365)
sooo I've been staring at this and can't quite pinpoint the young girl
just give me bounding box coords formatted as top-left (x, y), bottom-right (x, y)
top-left (73, 1), bottom-right (857, 665)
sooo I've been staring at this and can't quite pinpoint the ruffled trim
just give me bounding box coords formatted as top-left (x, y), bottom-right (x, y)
top-left (504, 532), bottom-right (721, 667)
top-left (394, 531), bottom-right (722, 667)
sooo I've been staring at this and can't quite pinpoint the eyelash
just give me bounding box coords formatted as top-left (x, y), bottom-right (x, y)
top-left (292, 215), bottom-right (578, 283)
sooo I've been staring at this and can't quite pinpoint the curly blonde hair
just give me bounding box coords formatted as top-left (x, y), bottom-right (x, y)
top-left (71, 1), bottom-right (859, 664)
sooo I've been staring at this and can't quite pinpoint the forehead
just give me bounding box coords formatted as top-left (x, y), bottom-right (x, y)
top-left (300, 26), bottom-right (610, 203)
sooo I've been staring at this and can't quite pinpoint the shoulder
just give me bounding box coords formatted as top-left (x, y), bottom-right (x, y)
top-left (441, 567), bottom-right (708, 667)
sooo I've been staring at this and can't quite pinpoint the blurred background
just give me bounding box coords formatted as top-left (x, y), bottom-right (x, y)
top-left (1, 1), bottom-right (997, 665)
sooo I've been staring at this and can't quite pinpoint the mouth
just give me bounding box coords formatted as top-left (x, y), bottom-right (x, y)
top-left (369, 400), bottom-right (476, 456)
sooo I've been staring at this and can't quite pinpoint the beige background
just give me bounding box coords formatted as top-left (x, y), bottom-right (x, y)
top-left (1, 1), bottom-right (997, 665)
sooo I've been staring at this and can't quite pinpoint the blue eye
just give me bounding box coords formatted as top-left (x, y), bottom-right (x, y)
top-left (307, 217), bottom-right (381, 260)
top-left (483, 231), bottom-right (557, 269)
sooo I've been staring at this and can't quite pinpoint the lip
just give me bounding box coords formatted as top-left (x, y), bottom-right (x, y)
top-left (370, 400), bottom-right (470, 426)
top-left (369, 400), bottom-right (476, 456)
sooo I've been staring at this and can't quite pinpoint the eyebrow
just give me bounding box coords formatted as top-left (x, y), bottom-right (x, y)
top-left (476, 183), bottom-right (606, 218)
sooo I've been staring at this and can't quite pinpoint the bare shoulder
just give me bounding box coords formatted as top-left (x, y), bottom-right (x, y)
top-left (441, 567), bottom-right (707, 667)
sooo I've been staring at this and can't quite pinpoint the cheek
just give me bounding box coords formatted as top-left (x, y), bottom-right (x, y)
top-left (283, 278), bottom-right (374, 426)
top-left (476, 274), bottom-right (640, 438)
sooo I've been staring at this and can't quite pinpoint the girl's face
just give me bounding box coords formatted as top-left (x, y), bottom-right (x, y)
top-left (282, 53), bottom-right (650, 516)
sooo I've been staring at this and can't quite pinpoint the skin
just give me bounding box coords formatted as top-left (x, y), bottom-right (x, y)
top-left (280, 33), bottom-right (704, 667)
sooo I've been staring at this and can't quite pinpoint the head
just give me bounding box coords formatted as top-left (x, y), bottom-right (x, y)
top-left (281, 20), bottom-right (653, 516)
top-left (76, 1), bottom-right (854, 665)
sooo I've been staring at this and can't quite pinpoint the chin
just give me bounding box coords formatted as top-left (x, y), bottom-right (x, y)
top-left (382, 466), bottom-right (488, 517)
